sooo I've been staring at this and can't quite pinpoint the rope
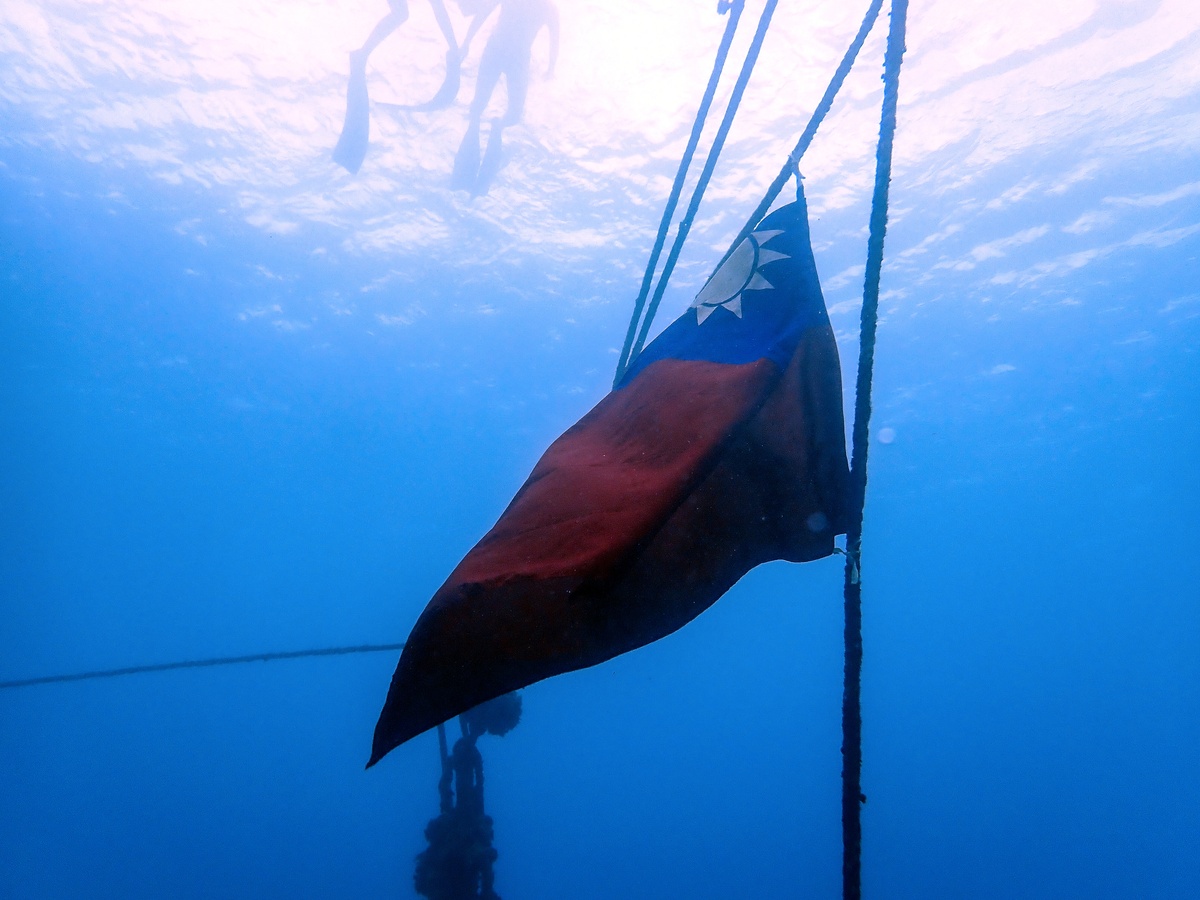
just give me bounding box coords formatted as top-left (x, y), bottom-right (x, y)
top-left (613, 0), bottom-right (746, 383)
top-left (715, 0), bottom-right (886, 273)
top-left (842, 1), bottom-right (908, 898)
top-left (615, 0), bottom-right (779, 385)
top-left (616, 0), bottom-right (885, 383)
top-left (0, 642), bottom-right (406, 690)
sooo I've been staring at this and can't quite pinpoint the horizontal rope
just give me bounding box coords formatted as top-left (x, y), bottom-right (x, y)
top-left (0, 643), bottom-right (406, 690)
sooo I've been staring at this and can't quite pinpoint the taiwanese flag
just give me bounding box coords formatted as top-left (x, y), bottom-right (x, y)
top-left (369, 190), bottom-right (849, 765)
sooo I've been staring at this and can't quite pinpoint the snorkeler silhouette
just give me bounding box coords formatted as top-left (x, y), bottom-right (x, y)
top-left (450, 0), bottom-right (559, 196)
top-left (333, 0), bottom-right (460, 174)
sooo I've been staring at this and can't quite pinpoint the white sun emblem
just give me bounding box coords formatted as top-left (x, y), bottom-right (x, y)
top-left (691, 228), bottom-right (790, 324)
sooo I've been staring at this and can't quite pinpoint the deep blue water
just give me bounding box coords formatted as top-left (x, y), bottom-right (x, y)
top-left (3, 3), bottom-right (1200, 896)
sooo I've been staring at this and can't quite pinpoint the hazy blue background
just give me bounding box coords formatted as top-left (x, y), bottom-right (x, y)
top-left (2, 0), bottom-right (1198, 897)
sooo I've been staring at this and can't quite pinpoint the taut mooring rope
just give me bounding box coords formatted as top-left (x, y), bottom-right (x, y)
top-left (0, 643), bottom-right (405, 690)
top-left (622, 0), bottom-right (780, 379)
top-left (617, 0), bottom-right (887, 381)
top-left (615, 0), bottom-right (780, 385)
top-left (614, 0), bottom-right (746, 383)
top-left (715, 0), bottom-right (885, 270)
top-left (842, 1), bottom-right (908, 897)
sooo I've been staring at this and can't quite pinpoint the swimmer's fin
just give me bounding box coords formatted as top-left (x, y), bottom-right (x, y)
top-left (473, 122), bottom-right (506, 197)
top-left (411, 0), bottom-right (462, 111)
top-left (407, 48), bottom-right (462, 111)
top-left (451, 120), bottom-right (481, 192)
top-left (333, 56), bottom-right (370, 174)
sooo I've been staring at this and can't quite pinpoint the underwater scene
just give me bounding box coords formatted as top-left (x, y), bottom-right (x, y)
top-left (2, 0), bottom-right (1198, 897)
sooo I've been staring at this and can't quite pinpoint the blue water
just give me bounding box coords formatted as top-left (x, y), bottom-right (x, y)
top-left (3, 1), bottom-right (1199, 897)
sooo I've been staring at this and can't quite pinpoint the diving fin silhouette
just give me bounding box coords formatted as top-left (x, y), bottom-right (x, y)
top-left (333, 55), bottom-right (370, 174)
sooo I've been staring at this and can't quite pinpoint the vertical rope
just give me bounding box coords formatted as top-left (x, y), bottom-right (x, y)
top-left (436, 722), bottom-right (453, 813)
top-left (842, 1), bottom-right (908, 898)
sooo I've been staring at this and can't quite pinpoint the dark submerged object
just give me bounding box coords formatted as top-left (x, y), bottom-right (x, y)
top-left (461, 690), bottom-right (522, 737)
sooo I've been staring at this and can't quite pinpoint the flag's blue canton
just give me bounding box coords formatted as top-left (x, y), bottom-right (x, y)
top-left (619, 201), bottom-right (828, 386)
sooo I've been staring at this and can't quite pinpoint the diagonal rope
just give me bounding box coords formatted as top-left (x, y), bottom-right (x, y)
top-left (841, 0), bottom-right (908, 897)
top-left (619, 0), bottom-right (780, 382)
top-left (613, 0), bottom-right (746, 383)
top-left (0, 643), bottom-right (406, 690)
top-left (715, 0), bottom-right (885, 274)
top-left (616, 0), bottom-right (885, 382)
